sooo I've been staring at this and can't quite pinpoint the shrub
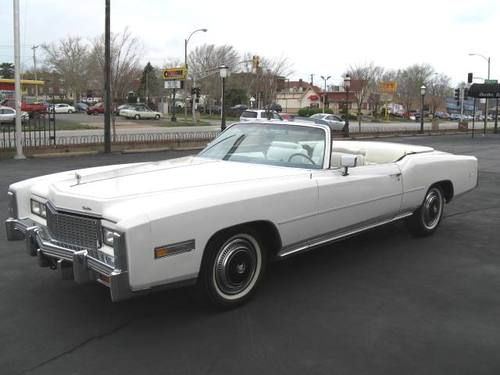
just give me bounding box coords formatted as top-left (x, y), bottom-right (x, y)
top-left (297, 107), bottom-right (334, 117)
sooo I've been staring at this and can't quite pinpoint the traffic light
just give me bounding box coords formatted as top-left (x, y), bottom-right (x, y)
top-left (467, 72), bottom-right (473, 84)
top-left (191, 88), bottom-right (196, 95)
top-left (195, 87), bottom-right (201, 98)
top-left (463, 88), bottom-right (469, 98)
top-left (454, 88), bottom-right (460, 107)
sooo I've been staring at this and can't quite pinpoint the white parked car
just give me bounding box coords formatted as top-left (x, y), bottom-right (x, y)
top-left (240, 109), bottom-right (282, 122)
top-left (120, 105), bottom-right (162, 120)
top-left (309, 113), bottom-right (346, 132)
top-left (0, 106), bottom-right (29, 123)
top-left (5, 121), bottom-right (478, 308)
top-left (51, 103), bottom-right (76, 114)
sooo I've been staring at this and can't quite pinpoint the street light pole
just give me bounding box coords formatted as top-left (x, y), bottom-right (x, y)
top-left (219, 65), bottom-right (229, 131)
top-left (420, 85), bottom-right (426, 134)
top-left (344, 75), bottom-right (351, 137)
top-left (320, 75), bottom-right (330, 112)
top-left (184, 28), bottom-right (207, 122)
top-left (31, 45), bottom-right (39, 101)
top-left (13, 0), bottom-right (24, 159)
top-left (469, 53), bottom-right (491, 133)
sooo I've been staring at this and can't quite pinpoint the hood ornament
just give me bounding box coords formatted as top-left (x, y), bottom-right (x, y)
top-left (75, 172), bottom-right (81, 185)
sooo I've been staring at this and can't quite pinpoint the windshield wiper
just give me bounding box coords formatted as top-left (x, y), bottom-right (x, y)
top-left (199, 134), bottom-right (237, 154)
top-left (223, 134), bottom-right (246, 160)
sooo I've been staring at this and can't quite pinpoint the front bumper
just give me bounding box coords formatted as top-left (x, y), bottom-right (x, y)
top-left (5, 217), bottom-right (132, 302)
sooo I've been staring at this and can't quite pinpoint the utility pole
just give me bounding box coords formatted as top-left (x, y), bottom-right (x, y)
top-left (13, 0), bottom-right (24, 159)
top-left (310, 74), bottom-right (314, 86)
top-left (103, 0), bottom-right (111, 153)
top-left (31, 45), bottom-right (39, 101)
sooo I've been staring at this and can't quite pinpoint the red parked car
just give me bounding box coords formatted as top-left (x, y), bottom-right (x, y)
top-left (87, 103), bottom-right (105, 115)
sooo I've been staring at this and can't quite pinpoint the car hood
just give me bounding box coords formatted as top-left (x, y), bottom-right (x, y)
top-left (35, 156), bottom-right (312, 219)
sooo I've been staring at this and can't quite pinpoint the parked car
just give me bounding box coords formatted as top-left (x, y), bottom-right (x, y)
top-left (0, 106), bottom-right (29, 123)
top-left (51, 103), bottom-right (76, 114)
top-left (228, 104), bottom-right (248, 116)
top-left (115, 104), bottom-right (133, 116)
top-left (310, 113), bottom-right (346, 131)
top-left (5, 121), bottom-right (478, 308)
top-left (21, 101), bottom-right (48, 113)
top-left (120, 105), bottom-right (162, 120)
top-left (76, 102), bottom-right (89, 112)
top-left (87, 103), bottom-right (105, 115)
top-left (279, 113), bottom-right (295, 121)
top-left (240, 109), bottom-right (282, 122)
top-left (434, 111), bottom-right (450, 119)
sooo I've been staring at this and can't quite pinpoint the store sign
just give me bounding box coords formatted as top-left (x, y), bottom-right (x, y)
top-left (163, 68), bottom-right (187, 80)
top-left (379, 81), bottom-right (397, 93)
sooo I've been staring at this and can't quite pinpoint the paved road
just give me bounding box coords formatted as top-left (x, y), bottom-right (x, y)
top-left (55, 112), bottom-right (499, 137)
top-left (1, 134), bottom-right (499, 374)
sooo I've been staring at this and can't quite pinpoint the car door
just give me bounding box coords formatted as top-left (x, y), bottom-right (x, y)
top-left (311, 162), bottom-right (403, 239)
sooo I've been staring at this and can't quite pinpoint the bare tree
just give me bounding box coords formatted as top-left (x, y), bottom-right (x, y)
top-left (396, 64), bottom-right (435, 116)
top-left (345, 63), bottom-right (384, 130)
top-left (89, 28), bottom-right (143, 101)
top-left (188, 44), bottom-right (240, 103)
top-left (42, 37), bottom-right (89, 104)
top-left (427, 73), bottom-right (451, 114)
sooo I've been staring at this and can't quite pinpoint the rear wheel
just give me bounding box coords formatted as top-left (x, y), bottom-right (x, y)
top-left (199, 228), bottom-right (266, 308)
top-left (134, 114), bottom-right (140, 120)
top-left (406, 186), bottom-right (444, 237)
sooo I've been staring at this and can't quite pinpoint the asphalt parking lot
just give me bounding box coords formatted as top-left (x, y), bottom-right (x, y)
top-left (1, 134), bottom-right (499, 375)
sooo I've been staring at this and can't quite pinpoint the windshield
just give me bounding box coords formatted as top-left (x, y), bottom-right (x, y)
top-left (198, 123), bottom-right (326, 169)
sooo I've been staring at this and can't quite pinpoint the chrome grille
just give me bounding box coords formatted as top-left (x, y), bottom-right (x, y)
top-left (46, 205), bottom-right (101, 251)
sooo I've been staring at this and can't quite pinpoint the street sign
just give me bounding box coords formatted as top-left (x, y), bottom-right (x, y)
top-left (163, 67), bottom-right (187, 80)
top-left (164, 80), bottom-right (181, 89)
top-left (468, 83), bottom-right (500, 98)
top-left (485, 79), bottom-right (498, 84)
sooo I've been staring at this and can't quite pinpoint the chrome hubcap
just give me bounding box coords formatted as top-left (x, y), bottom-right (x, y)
top-left (214, 235), bottom-right (259, 297)
top-left (422, 189), bottom-right (443, 230)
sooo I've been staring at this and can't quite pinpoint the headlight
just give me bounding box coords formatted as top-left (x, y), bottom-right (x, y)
top-left (102, 228), bottom-right (117, 247)
top-left (30, 199), bottom-right (47, 218)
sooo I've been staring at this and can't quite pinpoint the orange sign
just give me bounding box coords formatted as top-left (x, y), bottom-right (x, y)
top-left (379, 81), bottom-right (397, 93)
top-left (163, 68), bottom-right (187, 80)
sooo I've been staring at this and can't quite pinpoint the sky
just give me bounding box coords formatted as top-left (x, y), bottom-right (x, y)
top-left (0, 0), bottom-right (498, 87)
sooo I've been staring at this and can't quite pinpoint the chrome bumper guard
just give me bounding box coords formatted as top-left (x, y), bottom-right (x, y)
top-left (5, 217), bottom-right (132, 302)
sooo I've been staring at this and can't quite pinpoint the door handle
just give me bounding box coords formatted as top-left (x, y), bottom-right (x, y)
top-left (390, 173), bottom-right (402, 180)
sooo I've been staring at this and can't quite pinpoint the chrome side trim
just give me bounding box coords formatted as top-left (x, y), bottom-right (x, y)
top-left (278, 212), bottom-right (414, 258)
top-left (154, 239), bottom-right (195, 259)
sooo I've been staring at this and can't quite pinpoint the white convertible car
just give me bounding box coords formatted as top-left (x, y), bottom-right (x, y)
top-left (5, 121), bottom-right (478, 307)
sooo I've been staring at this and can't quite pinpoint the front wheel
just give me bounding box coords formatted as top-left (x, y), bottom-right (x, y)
top-left (406, 186), bottom-right (444, 237)
top-left (134, 114), bottom-right (140, 120)
top-left (199, 229), bottom-right (266, 308)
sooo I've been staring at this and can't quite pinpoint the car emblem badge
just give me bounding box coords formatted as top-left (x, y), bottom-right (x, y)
top-left (82, 206), bottom-right (92, 211)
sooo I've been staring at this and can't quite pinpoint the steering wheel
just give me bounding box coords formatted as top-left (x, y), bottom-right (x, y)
top-left (287, 153), bottom-right (316, 165)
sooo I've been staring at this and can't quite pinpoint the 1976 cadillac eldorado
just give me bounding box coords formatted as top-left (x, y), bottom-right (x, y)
top-left (5, 121), bottom-right (478, 307)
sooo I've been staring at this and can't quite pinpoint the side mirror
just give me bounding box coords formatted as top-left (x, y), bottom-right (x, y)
top-left (340, 154), bottom-right (357, 176)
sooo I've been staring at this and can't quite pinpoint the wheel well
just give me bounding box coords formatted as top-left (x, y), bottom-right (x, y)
top-left (206, 221), bottom-right (282, 260)
top-left (432, 180), bottom-right (454, 203)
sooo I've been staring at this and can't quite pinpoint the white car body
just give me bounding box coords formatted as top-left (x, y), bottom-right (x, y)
top-left (0, 106), bottom-right (29, 123)
top-left (240, 109), bottom-right (282, 122)
top-left (120, 106), bottom-right (162, 120)
top-left (52, 104), bottom-right (76, 114)
top-left (5, 121), bottom-right (478, 306)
